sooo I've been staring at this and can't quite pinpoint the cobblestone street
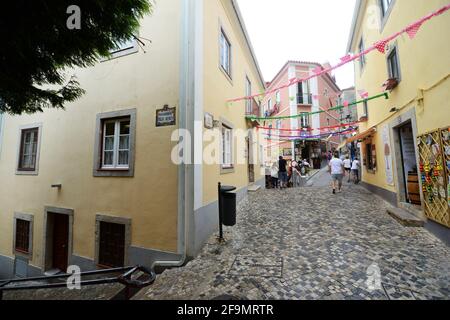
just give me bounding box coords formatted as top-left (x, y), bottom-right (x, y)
top-left (135, 169), bottom-right (450, 300)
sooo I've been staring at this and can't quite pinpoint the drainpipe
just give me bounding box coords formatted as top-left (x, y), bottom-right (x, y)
top-left (150, 0), bottom-right (196, 270)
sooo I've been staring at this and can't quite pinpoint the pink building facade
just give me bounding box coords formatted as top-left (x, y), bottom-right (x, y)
top-left (262, 61), bottom-right (342, 169)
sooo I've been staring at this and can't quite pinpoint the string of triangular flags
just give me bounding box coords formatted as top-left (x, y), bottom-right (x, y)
top-left (227, 3), bottom-right (450, 103)
top-left (246, 92), bottom-right (388, 121)
top-left (257, 120), bottom-right (364, 133)
top-left (263, 128), bottom-right (358, 141)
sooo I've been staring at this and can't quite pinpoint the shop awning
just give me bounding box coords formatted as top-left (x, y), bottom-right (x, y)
top-left (346, 127), bottom-right (377, 143)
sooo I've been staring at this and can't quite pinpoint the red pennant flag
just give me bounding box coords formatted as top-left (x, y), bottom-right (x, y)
top-left (406, 21), bottom-right (423, 39)
top-left (374, 40), bottom-right (388, 54)
top-left (343, 101), bottom-right (349, 107)
top-left (340, 54), bottom-right (352, 63)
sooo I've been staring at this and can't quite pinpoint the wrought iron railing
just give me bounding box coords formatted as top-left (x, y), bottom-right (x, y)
top-left (0, 265), bottom-right (156, 300)
top-left (297, 93), bottom-right (313, 105)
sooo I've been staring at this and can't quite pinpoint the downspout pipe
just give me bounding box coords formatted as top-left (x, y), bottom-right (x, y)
top-left (150, 0), bottom-right (196, 270)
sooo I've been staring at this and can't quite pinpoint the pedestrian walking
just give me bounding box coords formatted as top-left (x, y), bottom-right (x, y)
top-left (351, 157), bottom-right (361, 184)
top-left (291, 160), bottom-right (301, 187)
top-left (270, 162), bottom-right (279, 189)
top-left (278, 156), bottom-right (288, 189)
top-left (328, 151), bottom-right (344, 194)
top-left (343, 155), bottom-right (352, 182)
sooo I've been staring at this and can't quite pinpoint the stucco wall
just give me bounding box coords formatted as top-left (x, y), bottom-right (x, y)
top-left (201, 0), bottom-right (266, 206)
top-left (350, 0), bottom-right (450, 194)
top-left (0, 0), bottom-right (181, 271)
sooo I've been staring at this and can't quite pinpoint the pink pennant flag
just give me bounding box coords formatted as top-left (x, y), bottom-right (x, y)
top-left (340, 54), bottom-right (352, 63)
top-left (288, 77), bottom-right (297, 85)
top-left (312, 66), bottom-right (322, 75)
top-left (358, 90), bottom-right (369, 99)
top-left (343, 100), bottom-right (349, 107)
top-left (406, 21), bottom-right (423, 39)
top-left (374, 39), bottom-right (388, 54)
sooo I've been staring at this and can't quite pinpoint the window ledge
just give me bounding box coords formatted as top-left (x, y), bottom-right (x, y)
top-left (93, 168), bottom-right (134, 177)
top-left (219, 66), bottom-right (233, 86)
top-left (220, 166), bottom-right (235, 175)
top-left (15, 170), bottom-right (38, 176)
top-left (101, 46), bottom-right (139, 62)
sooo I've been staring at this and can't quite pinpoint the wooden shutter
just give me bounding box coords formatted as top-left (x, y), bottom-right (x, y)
top-left (99, 222), bottom-right (125, 268)
top-left (15, 219), bottom-right (30, 253)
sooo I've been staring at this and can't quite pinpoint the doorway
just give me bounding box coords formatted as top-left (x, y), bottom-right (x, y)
top-left (247, 136), bottom-right (255, 183)
top-left (43, 207), bottom-right (73, 273)
top-left (52, 214), bottom-right (69, 271)
top-left (397, 122), bottom-right (421, 206)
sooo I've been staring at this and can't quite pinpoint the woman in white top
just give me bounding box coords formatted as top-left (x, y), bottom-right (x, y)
top-left (351, 158), bottom-right (360, 184)
top-left (343, 156), bottom-right (352, 182)
top-left (270, 162), bottom-right (279, 189)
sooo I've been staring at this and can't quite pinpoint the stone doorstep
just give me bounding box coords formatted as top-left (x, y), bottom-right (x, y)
top-left (247, 185), bottom-right (261, 192)
top-left (386, 207), bottom-right (425, 227)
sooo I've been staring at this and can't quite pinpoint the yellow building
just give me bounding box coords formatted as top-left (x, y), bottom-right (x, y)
top-left (347, 0), bottom-right (450, 242)
top-left (0, 0), bottom-right (266, 279)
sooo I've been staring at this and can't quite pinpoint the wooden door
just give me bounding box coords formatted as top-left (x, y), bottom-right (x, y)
top-left (247, 137), bottom-right (255, 183)
top-left (52, 214), bottom-right (69, 271)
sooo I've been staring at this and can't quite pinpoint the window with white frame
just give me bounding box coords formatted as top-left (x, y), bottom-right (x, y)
top-left (18, 127), bottom-right (40, 172)
top-left (300, 114), bottom-right (310, 128)
top-left (276, 120), bottom-right (282, 130)
top-left (362, 100), bottom-right (369, 117)
top-left (380, 0), bottom-right (393, 17)
top-left (220, 29), bottom-right (231, 77)
top-left (358, 38), bottom-right (366, 71)
top-left (245, 77), bottom-right (252, 113)
top-left (276, 91), bottom-right (281, 104)
top-left (106, 37), bottom-right (138, 59)
top-left (267, 98), bottom-right (272, 113)
top-left (221, 125), bottom-right (233, 169)
top-left (94, 109), bottom-right (136, 177)
top-left (102, 118), bottom-right (131, 169)
top-left (387, 46), bottom-right (400, 81)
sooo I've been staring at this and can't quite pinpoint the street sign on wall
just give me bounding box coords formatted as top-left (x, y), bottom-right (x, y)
top-left (156, 105), bottom-right (176, 127)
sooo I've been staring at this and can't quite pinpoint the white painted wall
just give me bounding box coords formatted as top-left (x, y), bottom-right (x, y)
top-left (309, 74), bottom-right (320, 136)
top-left (288, 64), bottom-right (297, 157)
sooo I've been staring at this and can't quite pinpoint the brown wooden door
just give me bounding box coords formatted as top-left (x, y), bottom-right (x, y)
top-left (52, 214), bottom-right (69, 272)
top-left (99, 222), bottom-right (125, 268)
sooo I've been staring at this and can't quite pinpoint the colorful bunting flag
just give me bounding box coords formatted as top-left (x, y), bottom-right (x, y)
top-left (406, 21), bottom-right (423, 39)
top-left (312, 66), bottom-right (322, 75)
top-left (358, 90), bottom-right (369, 99)
top-left (374, 40), bottom-right (389, 54)
top-left (340, 54), bottom-right (353, 63)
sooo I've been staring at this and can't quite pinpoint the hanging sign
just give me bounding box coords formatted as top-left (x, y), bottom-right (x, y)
top-left (156, 105), bottom-right (176, 127)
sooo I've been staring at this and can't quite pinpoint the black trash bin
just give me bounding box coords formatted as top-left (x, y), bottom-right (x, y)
top-left (219, 185), bottom-right (236, 227)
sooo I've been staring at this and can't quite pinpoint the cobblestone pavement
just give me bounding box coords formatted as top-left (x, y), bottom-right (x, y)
top-left (136, 169), bottom-right (450, 300)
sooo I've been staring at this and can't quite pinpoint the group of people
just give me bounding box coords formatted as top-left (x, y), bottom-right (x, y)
top-left (270, 156), bottom-right (311, 189)
top-left (328, 152), bottom-right (360, 194)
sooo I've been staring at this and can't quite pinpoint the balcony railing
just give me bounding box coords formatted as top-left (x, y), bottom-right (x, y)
top-left (297, 93), bottom-right (313, 105)
top-left (245, 98), bottom-right (261, 117)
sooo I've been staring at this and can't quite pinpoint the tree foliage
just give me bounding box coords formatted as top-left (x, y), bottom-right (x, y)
top-left (0, 0), bottom-right (152, 115)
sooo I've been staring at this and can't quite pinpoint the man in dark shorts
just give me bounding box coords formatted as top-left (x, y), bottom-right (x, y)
top-left (278, 156), bottom-right (288, 189)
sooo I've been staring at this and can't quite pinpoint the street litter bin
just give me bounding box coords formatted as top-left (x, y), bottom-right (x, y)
top-left (221, 190), bottom-right (236, 226)
top-left (218, 184), bottom-right (237, 230)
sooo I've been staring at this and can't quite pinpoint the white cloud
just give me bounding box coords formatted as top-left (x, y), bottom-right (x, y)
top-left (237, 0), bottom-right (357, 89)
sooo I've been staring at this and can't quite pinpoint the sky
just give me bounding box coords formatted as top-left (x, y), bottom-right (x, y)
top-left (237, 0), bottom-right (357, 89)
